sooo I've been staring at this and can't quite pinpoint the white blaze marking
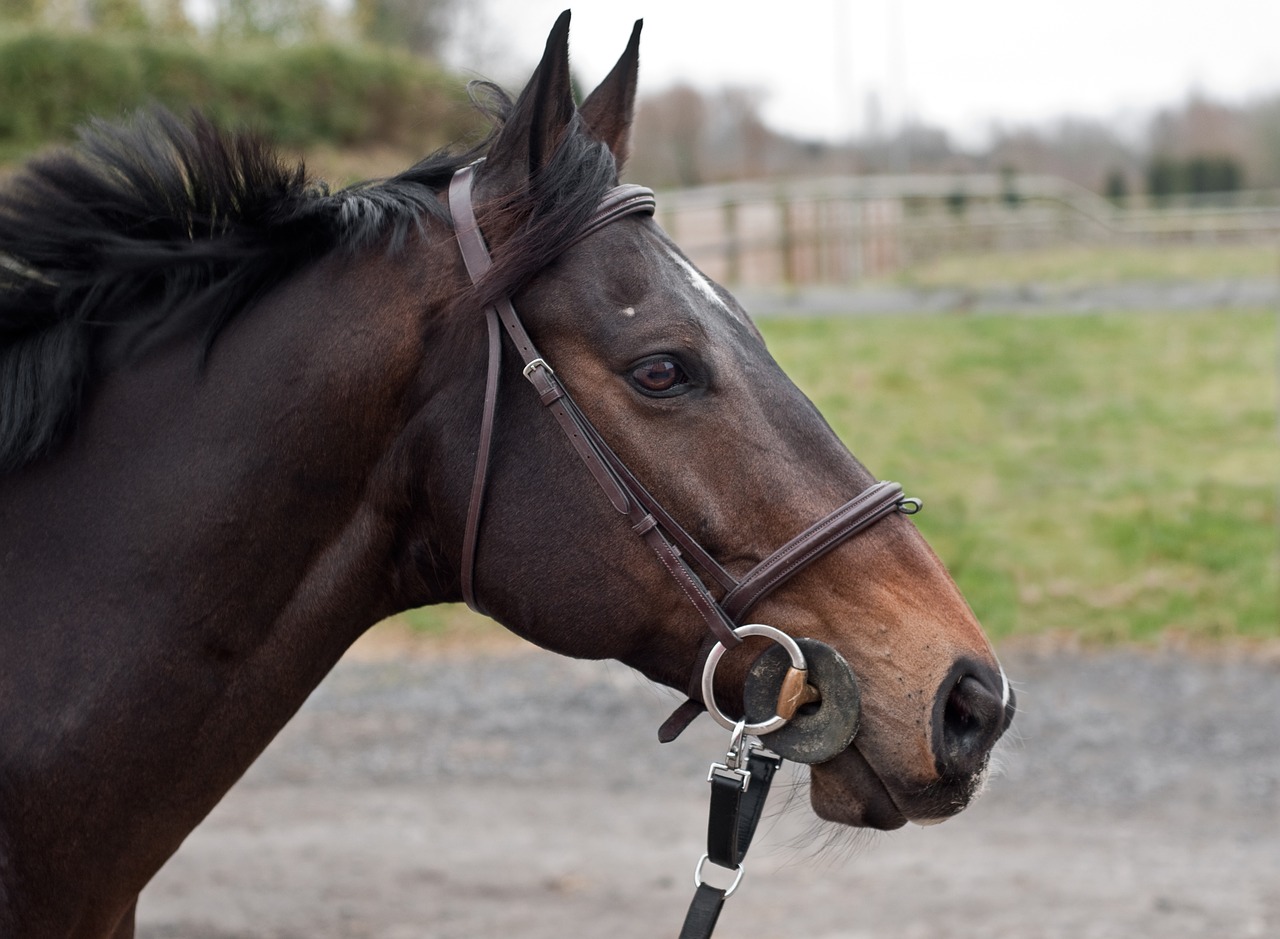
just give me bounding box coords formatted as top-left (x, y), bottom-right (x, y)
top-left (669, 249), bottom-right (735, 318)
top-left (621, 306), bottom-right (636, 317)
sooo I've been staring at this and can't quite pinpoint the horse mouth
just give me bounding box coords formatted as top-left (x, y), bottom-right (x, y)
top-left (809, 743), bottom-right (988, 831)
top-left (809, 743), bottom-right (907, 830)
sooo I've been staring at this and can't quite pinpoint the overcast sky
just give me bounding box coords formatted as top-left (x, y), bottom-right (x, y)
top-left (447, 0), bottom-right (1280, 145)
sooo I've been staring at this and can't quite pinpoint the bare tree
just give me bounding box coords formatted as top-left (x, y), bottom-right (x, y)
top-left (352, 0), bottom-right (455, 58)
top-left (212, 0), bottom-right (328, 42)
top-left (632, 84), bottom-right (708, 187)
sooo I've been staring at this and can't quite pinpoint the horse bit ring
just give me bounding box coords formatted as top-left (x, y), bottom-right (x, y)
top-left (701, 623), bottom-right (808, 736)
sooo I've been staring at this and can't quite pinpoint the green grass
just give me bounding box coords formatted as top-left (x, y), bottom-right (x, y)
top-left (397, 307), bottom-right (1277, 647)
top-left (890, 244), bottom-right (1280, 290)
top-left (762, 308), bottom-right (1278, 643)
top-left (394, 604), bottom-right (495, 636)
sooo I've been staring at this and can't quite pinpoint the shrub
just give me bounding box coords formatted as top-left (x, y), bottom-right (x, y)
top-left (1145, 153), bottom-right (1245, 202)
top-left (1104, 169), bottom-right (1128, 206)
top-left (0, 29), bottom-right (479, 159)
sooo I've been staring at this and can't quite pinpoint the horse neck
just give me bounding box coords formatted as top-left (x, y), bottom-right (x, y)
top-left (0, 235), bottom-right (468, 927)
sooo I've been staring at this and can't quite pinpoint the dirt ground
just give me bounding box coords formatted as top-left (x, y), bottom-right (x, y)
top-left (135, 633), bottom-right (1280, 939)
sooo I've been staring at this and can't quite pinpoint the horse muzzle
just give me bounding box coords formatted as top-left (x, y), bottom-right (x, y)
top-left (738, 633), bottom-right (1015, 828)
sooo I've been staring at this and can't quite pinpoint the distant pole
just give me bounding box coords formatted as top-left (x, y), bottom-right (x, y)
top-left (888, 0), bottom-right (909, 172)
top-left (724, 200), bottom-right (740, 285)
top-left (779, 195), bottom-right (797, 289)
top-left (835, 0), bottom-right (855, 150)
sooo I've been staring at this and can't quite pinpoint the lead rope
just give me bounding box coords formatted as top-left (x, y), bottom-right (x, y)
top-left (676, 622), bottom-right (811, 938)
top-left (680, 722), bottom-right (782, 939)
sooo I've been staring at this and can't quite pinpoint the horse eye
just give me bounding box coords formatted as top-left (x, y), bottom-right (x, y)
top-left (630, 357), bottom-right (689, 395)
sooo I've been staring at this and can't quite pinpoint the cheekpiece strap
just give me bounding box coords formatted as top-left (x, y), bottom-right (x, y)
top-left (448, 160), bottom-right (923, 752)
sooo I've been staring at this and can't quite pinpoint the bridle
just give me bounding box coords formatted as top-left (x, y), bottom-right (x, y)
top-left (448, 161), bottom-right (919, 937)
top-left (448, 161), bottom-right (919, 721)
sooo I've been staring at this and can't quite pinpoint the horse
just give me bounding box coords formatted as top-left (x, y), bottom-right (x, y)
top-left (0, 12), bottom-right (1015, 938)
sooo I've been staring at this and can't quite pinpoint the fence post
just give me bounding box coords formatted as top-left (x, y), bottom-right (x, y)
top-left (778, 194), bottom-right (796, 288)
top-left (661, 200), bottom-right (678, 244)
top-left (723, 199), bottom-right (740, 285)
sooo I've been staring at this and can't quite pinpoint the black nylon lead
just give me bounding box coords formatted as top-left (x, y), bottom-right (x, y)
top-left (679, 747), bottom-right (782, 939)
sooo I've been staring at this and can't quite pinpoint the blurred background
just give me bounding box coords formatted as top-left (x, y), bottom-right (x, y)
top-left (4, 2), bottom-right (1276, 937)
top-left (1, 0), bottom-right (1274, 645)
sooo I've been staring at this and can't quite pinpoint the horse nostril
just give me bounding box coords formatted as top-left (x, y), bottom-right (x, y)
top-left (933, 668), bottom-right (1005, 778)
top-left (945, 678), bottom-right (986, 741)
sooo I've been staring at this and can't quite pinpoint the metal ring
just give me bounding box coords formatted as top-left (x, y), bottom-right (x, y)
top-left (694, 854), bottom-right (746, 899)
top-left (701, 624), bottom-right (807, 735)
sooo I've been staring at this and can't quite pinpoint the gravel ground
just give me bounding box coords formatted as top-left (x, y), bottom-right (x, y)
top-left (136, 641), bottom-right (1280, 939)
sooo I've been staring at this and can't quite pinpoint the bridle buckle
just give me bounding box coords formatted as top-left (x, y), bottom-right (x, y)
top-left (521, 357), bottom-right (553, 380)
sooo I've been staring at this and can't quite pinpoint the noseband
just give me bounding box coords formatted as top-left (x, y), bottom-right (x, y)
top-left (447, 162), bottom-right (918, 736)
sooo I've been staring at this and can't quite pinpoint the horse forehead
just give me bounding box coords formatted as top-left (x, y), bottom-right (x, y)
top-left (606, 223), bottom-right (744, 327)
top-left (547, 222), bottom-right (744, 345)
top-left (663, 249), bottom-right (737, 317)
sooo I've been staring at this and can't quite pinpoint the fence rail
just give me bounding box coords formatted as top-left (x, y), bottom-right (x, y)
top-left (654, 174), bottom-right (1280, 288)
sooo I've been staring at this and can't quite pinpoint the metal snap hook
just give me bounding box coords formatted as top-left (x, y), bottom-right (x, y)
top-left (701, 624), bottom-right (807, 735)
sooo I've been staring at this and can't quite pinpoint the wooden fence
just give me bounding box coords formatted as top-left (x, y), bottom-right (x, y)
top-left (653, 174), bottom-right (1280, 288)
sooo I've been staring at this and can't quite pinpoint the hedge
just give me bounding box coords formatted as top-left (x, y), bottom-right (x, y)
top-left (0, 29), bottom-right (481, 159)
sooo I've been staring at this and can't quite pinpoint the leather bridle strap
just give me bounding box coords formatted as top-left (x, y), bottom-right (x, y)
top-left (447, 162), bottom-right (920, 674)
top-left (723, 479), bottom-right (906, 621)
top-left (457, 294), bottom-right (501, 613)
top-left (449, 163), bottom-right (739, 646)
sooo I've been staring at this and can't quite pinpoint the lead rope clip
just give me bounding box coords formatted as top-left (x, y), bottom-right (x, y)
top-left (678, 719), bottom-right (783, 939)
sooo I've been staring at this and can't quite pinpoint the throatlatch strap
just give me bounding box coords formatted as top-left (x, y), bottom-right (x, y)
top-left (458, 307), bottom-right (501, 613)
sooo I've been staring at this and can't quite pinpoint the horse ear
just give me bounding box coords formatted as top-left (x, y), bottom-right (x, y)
top-left (579, 19), bottom-right (642, 168)
top-left (485, 10), bottom-right (577, 181)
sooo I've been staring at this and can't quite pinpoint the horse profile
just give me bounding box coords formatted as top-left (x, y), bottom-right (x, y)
top-left (0, 12), bottom-right (1013, 937)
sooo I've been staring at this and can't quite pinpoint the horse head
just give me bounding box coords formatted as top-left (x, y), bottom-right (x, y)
top-left (406, 12), bottom-right (1014, 830)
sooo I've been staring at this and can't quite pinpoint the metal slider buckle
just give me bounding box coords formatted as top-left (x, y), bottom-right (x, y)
top-left (707, 762), bottom-right (751, 791)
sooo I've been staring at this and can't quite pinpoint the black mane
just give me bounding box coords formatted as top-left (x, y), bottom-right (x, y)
top-left (0, 92), bottom-right (618, 474)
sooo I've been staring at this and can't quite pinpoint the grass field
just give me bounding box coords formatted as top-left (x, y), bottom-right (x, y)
top-left (393, 306), bottom-right (1277, 646)
top-left (890, 244), bottom-right (1280, 289)
top-left (768, 307), bottom-right (1277, 642)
